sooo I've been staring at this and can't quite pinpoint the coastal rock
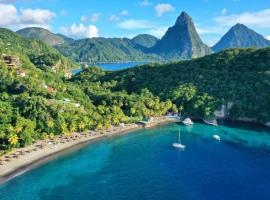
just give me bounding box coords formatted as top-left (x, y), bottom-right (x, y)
top-left (214, 101), bottom-right (234, 119)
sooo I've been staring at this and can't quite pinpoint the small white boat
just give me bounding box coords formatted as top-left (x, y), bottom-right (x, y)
top-left (182, 118), bottom-right (193, 126)
top-left (213, 134), bottom-right (221, 141)
top-left (173, 129), bottom-right (186, 150)
top-left (173, 143), bottom-right (186, 149)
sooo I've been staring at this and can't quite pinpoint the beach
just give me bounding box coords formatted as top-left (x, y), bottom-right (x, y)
top-left (0, 117), bottom-right (179, 184)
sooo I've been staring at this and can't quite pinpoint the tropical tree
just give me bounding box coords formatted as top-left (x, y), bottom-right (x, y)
top-left (8, 134), bottom-right (19, 148)
top-left (69, 121), bottom-right (77, 133)
top-left (78, 121), bottom-right (85, 132)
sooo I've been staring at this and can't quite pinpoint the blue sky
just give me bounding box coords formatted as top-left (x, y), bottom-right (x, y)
top-left (0, 0), bottom-right (270, 46)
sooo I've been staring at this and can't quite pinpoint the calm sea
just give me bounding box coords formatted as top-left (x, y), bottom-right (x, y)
top-left (72, 62), bottom-right (148, 75)
top-left (0, 121), bottom-right (270, 200)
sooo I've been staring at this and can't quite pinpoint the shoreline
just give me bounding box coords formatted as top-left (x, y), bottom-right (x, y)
top-left (0, 118), bottom-right (178, 185)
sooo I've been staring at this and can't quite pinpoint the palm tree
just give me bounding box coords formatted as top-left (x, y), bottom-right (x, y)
top-left (7, 125), bottom-right (14, 132)
top-left (14, 126), bottom-right (23, 133)
top-left (78, 121), bottom-right (85, 132)
top-left (60, 122), bottom-right (67, 135)
top-left (47, 120), bottom-right (54, 129)
top-left (70, 121), bottom-right (77, 133)
top-left (8, 134), bottom-right (19, 147)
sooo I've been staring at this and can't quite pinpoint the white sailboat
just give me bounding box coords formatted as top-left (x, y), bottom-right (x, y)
top-left (173, 128), bottom-right (186, 150)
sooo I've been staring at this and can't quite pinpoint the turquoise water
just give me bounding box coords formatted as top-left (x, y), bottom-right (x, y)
top-left (1, 122), bottom-right (270, 200)
top-left (72, 62), bottom-right (147, 75)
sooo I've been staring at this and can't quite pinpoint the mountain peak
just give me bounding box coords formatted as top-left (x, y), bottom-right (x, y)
top-left (153, 11), bottom-right (212, 59)
top-left (175, 11), bottom-right (192, 25)
top-left (232, 23), bottom-right (248, 30)
top-left (212, 24), bottom-right (270, 52)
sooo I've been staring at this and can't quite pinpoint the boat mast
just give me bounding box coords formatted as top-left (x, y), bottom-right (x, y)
top-left (179, 129), bottom-right (181, 143)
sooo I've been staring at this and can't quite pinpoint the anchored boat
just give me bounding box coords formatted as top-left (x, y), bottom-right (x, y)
top-left (172, 128), bottom-right (186, 150)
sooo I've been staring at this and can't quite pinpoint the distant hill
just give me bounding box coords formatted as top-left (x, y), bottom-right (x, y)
top-left (16, 27), bottom-right (70, 46)
top-left (55, 37), bottom-right (161, 63)
top-left (101, 47), bottom-right (270, 122)
top-left (0, 28), bottom-right (77, 71)
top-left (213, 24), bottom-right (270, 52)
top-left (56, 33), bottom-right (75, 44)
top-left (152, 12), bottom-right (212, 59)
top-left (132, 34), bottom-right (159, 48)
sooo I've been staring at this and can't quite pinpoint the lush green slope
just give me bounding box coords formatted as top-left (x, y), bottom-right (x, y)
top-left (16, 27), bottom-right (68, 46)
top-left (56, 37), bottom-right (161, 63)
top-left (100, 47), bottom-right (270, 122)
top-left (132, 34), bottom-right (159, 49)
top-left (0, 29), bottom-right (175, 151)
top-left (0, 28), bottom-right (77, 71)
top-left (56, 33), bottom-right (74, 44)
top-left (213, 24), bottom-right (270, 52)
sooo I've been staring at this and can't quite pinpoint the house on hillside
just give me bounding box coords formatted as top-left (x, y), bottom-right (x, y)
top-left (64, 70), bottom-right (72, 79)
top-left (16, 70), bottom-right (27, 77)
top-left (42, 83), bottom-right (48, 89)
top-left (51, 66), bottom-right (57, 73)
top-left (2, 55), bottom-right (21, 67)
top-left (47, 86), bottom-right (55, 94)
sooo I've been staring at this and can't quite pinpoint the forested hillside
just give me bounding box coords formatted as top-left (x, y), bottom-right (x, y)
top-left (100, 48), bottom-right (270, 122)
top-left (0, 28), bottom-right (77, 71)
top-left (55, 37), bottom-right (161, 63)
top-left (0, 29), bottom-right (175, 151)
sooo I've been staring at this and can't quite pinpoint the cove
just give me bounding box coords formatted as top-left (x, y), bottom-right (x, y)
top-left (0, 122), bottom-right (270, 200)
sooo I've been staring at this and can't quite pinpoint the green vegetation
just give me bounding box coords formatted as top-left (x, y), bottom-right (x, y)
top-left (16, 27), bottom-right (72, 46)
top-left (0, 28), bottom-right (78, 72)
top-left (55, 37), bottom-right (161, 63)
top-left (100, 47), bottom-right (270, 122)
top-left (0, 29), bottom-right (175, 152)
top-left (131, 34), bottom-right (159, 49)
top-left (1, 27), bottom-right (269, 154)
top-left (55, 12), bottom-right (212, 63)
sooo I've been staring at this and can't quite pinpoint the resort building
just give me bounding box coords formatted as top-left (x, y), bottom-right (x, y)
top-left (16, 70), bottom-right (27, 77)
top-left (2, 54), bottom-right (21, 68)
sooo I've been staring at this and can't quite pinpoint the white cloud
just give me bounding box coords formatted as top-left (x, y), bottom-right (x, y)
top-left (138, 0), bottom-right (152, 6)
top-left (81, 13), bottom-right (100, 23)
top-left (266, 35), bottom-right (270, 40)
top-left (148, 26), bottom-right (167, 38)
top-left (61, 23), bottom-right (99, 39)
top-left (120, 10), bottom-right (128, 16)
top-left (0, 3), bottom-right (55, 30)
top-left (215, 9), bottom-right (270, 28)
top-left (0, 4), bottom-right (18, 26)
top-left (20, 8), bottom-right (55, 24)
top-left (155, 3), bottom-right (174, 17)
top-left (117, 19), bottom-right (153, 29)
top-left (222, 8), bottom-right (227, 15)
top-left (109, 15), bottom-right (120, 22)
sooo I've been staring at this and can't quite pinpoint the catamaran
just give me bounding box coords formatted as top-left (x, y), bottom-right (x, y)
top-left (173, 128), bottom-right (186, 150)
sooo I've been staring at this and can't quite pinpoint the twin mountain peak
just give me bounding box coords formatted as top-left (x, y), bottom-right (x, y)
top-left (16, 11), bottom-right (270, 61)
